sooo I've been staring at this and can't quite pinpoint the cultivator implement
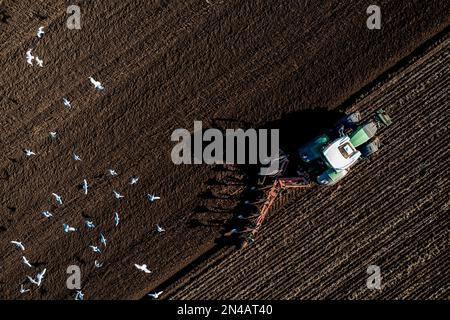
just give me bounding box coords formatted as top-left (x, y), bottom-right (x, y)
top-left (242, 175), bottom-right (312, 246)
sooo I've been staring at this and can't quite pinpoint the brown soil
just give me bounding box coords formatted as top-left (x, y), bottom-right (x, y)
top-left (164, 34), bottom-right (450, 299)
top-left (0, 0), bottom-right (448, 299)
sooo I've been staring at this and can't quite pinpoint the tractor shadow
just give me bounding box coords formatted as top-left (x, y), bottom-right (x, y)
top-left (144, 108), bottom-right (344, 299)
top-left (189, 108), bottom-right (345, 244)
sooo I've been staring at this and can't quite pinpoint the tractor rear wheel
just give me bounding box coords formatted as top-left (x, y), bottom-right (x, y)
top-left (360, 137), bottom-right (380, 157)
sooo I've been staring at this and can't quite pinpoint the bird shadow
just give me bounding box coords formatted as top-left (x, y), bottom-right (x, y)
top-left (81, 212), bottom-right (92, 219)
top-left (0, 168), bottom-right (11, 181)
top-left (32, 10), bottom-right (48, 21)
top-left (155, 0), bottom-right (173, 10)
top-left (6, 206), bottom-right (16, 213)
top-left (74, 255), bottom-right (86, 265)
top-left (0, 7), bottom-right (11, 24)
top-left (31, 261), bottom-right (47, 268)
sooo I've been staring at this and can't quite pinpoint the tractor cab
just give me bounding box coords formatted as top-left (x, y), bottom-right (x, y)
top-left (322, 136), bottom-right (361, 171)
top-left (297, 109), bottom-right (392, 185)
top-left (316, 136), bottom-right (361, 185)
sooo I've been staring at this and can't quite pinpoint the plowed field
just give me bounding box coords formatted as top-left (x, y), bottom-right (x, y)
top-left (164, 34), bottom-right (450, 300)
top-left (0, 0), bottom-right (448, 299)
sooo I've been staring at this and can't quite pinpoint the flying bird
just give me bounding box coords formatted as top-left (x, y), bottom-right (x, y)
top-left (94, 260), bottom-right (103, 268)
top-left (99, 233), bottom-right (107, 247)
top-left (41, 211), bottom-right (53, 218)
top-left (130, 176), bottom-right (139, 185)
top-left (147, 194), bottom-right (160, 202)
top-left (63, 223), bottom-right (76, 233)
top-left (52, 193), bottom-right (63, 205)
top-left (134, 264), bottom-right (152, 274)
top-left (82, 179), bottom-right (89, 195)
top-left (85, 220), bottom-right (95, 229)
top-left (37, 26), bottom-right (45, 38)
top-left (148, 291), bottom-right (163, 299)
top-left (26, 49), bottom-right (34, 65)
top-left (108, 169), bottom-right (118, 177)
top-left (75, 290), bottom-right (84, 300)
top-left (22, 256), bottom-right (33, 268)
top-left (113, 190), bottom-right (124, 199)
top-left (11, 241), bottom-right (25, 251)
top-left (156, 224), bottom-right (165, 233)
top-left (114, 212), bottom-right (120, 226)
top-left (63, 97), bottom-right (72, 109)
top-left (24, 149), bottom-right (36, 157)
top-left (49, 131), bottom-right (57, 139)
top-left (89, 245), bottom-right (101, 253)
top-left (73, 153), bottom-right (82, 161)
top-left (89, 77), bottom-right (104, 91)
top-left (27, 268), bottom-right (46, 287)
top-left (35, 57), bottom-right (44, 67)
top-left (20, 284), bottom-right (30, 294)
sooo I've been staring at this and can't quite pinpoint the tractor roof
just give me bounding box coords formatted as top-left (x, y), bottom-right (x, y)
top-left (323, 136), bottom-right (361, 171)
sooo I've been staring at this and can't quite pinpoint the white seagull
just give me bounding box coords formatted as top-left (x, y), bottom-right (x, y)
top-left (130, 176), bottom-right (139, 185)
top-left (63, 223), bottom-right (76, 233)
top-left (63, 97), bottom-right (72, 109)
top-left (11, 241), bottom-right (25, 251)
top-left (22, 256), bottom-right (33, 268)
top-left (52, 193), bottom-right (63, 205)
top-left (82, 179), bottom-right (89, 195)
top-left (85, 220), bottom-right (95, 229)
top-left (99, 233), bottom-right (107, 247)
top-left (20, 284), bottom-right (30, 294)
top-left (113, 190), bottom-right (124, 199)
top-left (73, 153), bottom-right (82, 161)
top-left (89, 77), bottom-right (104, 91)
top-left (35, 57), bottom-right (44, 67)
top-left (41, 210), bottom-right (53, 218)
top-left (114, 212), bottom-right (120, 226)
top-left (75, 290), bottom-right (84, 300)
top-left (37, 26), bottom-right (45, 38)
top-left (148, 291), bottom-right (163, 299)
top-left (134, 264), bottom-right (152, 274)
top-left (49, 131), bottom-right (57, 139)
top-left (26, 49), bottom-right (34, 65)
top-left (108, 169), bottom-right (118, 177)
top-left (24, 149), bottom-right (36, 157)
top-left (156, 224), bottom-right (165, 233)
top-left (147, 194), bottom-right (160, 202)
top-left (27, 268), bottom-right (46, 286)
top-left (89, 245), bottom-right (101, 254)
top-left (94, 260), bottom-right (103, 268)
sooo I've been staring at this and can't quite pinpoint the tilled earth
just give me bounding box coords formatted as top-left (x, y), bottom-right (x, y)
top-left (0, 0), bottom-right (448, 299)
top-left (164, 34), bottom-right (450, 300)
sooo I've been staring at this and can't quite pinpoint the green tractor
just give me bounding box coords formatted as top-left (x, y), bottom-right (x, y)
top-left (298, 109), bottom-right (392, 185)
top-left (244, 109), bottom-right (392, 243)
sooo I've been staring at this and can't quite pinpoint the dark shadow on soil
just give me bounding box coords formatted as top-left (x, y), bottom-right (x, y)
top-left (0, 7), bottom-right (11, 24)
top-left (143, 108), bottom-right (344, 299)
